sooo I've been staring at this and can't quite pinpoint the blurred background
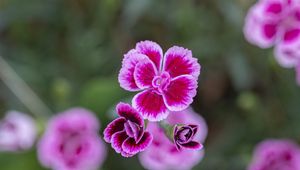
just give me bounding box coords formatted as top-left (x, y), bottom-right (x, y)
top-left (1, 0), bottom-right (300, 169)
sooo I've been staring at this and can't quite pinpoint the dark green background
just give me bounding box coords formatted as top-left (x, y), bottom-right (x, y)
top-left (1, 0), bottom-right (300, 169)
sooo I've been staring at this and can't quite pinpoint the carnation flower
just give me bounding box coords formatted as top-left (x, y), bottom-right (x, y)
top-left (0, 111), bottom-right (36, 152)
top-left (118, 40), bottom-right (201, 121)
top-left (173, 124), bottom-right (202, 151)
top-left (244, 0), bottom-right (300, 84)
top-left (103, 102), bottom-right (153, 157)
top-left (248, 139), bottom-right (300, 170)
top-left (37, 108), bottom-right (106, 170)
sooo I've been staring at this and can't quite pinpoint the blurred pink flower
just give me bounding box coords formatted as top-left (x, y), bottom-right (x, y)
top-left (38, 108), bottom-right (106, 170)
top-left (118, 40), bottom-right (201, 121)
top-left (103, 102), bottom-right (153, 157)
top-left (244, 0), bottom-right (300, 84)
top-left (0, 111), bottom-right (36, 152)
top-left (248, 139), bottom-right (300, 170)
top-left (139, 108), bottom-right (208, 170)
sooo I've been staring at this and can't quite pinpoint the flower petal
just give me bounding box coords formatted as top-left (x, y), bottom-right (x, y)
top-left (134, 58), bottom-right (158, 89)
top-left (181, 141), bottom-right (203, 150)
top-left (132, 90), bottom-right (169, 121)
top-left (121, 151), bottom-right (134, 157)
top-left (122, 132), bottom-right (153, 155)
top-left (136, 40), bottom-right (163, 69)
top-left (111, 131), bottom-right (128, 153)
top-left (103, 117), bottom-right (126, 143)
top-left (163, 46), bottom-right (200, 79)
top-left (116, 102), bottom-right (143, 126)
top-left (163, 75), bottom-right (197, 111)
top-left (243, 0), bottom-right (281, 49)
top-left (124, 120), bottom-right (144, 143)
top-left (274, 28), bottom-right (300, 68)
top-left (118, 50), bottom-right (148, 91)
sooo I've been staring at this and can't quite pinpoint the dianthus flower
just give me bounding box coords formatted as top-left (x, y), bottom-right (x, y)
top-left (103, 102), bottom-right (153, 157)
top-left (118, 40), bottom-right (201, 121)
top-left (244, 0), bottom-right (300, 84)
top-left (248, 139), bottom-right (300, 170)
top-left (0, 111), bottom-right (36, 152)
top-left (38, 108), bottom-right (106, 170)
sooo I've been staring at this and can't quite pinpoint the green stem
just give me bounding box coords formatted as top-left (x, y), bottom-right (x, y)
top-left (159, 121), bottom-right (175, 141)
top-left (0, 56), bottom-right (52, 120)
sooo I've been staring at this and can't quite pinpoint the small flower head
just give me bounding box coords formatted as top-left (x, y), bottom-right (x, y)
top-left (103, 102), bottom-right (153, 157)
top-left (139, 108), bottom-right (207, 170)
top-left (173, 124), bottom-right (203, 151)
top-left (0, 111), bottom-right (36, 152)
top-left (248, 139), bottom-right (300, 170)
top-left (37, 108), bottom-right (106, 170)
top-left (118, 40), bottom-right (201, 121)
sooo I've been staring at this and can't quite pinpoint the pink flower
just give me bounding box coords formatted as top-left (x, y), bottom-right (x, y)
top-left (248, 139), bottom-right (300, 170)
top-left (103, 102), bottom-right (153, 157)
top-left (118, 40), bottom-right (201, 121)
top-left (173, 124), bottom-right (203, 151)
top-left (0, 111), bottom-right (36, 152)
top-left (139, 108), bottom-right (208, 170)
top-left (244, 0), bottom-right (300, 68)
top-left (37, 108), bottom-right (106, 170)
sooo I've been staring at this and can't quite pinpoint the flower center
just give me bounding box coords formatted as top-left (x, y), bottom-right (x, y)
top-left (152, 72), bottom-right (171, 93)
top-left (177, 127), bottom-right (193, 143)
top-left (59, 131), bottom-right (85, 167)
top-left (1, 121), bottom-right (16, 131)
top-left (124, 120), bottom-right (140, 141)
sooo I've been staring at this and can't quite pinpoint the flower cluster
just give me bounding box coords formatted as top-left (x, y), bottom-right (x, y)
top-left (103, 40), bottom-right (205, 166)
top-left (248, 139), bottom-right (300, 170)
top-left (244, 0), bottom-right (300, 84)
top-left (0, 40), bottom-right (203, 169)
top-left (139, 108), bottom-right (207, 170)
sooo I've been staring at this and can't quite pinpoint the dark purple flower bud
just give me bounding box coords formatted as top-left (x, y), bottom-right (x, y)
top-left (103, 102), bottom-right (153, 157)
top-left (173, 124), bottom-right (203, 151)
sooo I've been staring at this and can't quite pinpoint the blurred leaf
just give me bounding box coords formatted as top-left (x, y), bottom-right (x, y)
top-left (79, 78), bottom-right (127, 122)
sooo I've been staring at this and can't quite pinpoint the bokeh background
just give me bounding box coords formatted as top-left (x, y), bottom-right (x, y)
top-left (1, 0), bottom-right (300, 169)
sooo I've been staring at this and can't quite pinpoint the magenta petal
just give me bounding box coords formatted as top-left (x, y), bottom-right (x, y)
top-left (274, 34), bottom-right (300, 68)
top-left (103, 117), bottom-right (126, 143)
top-left (132, 90), bottom-right (169, 121)
top-left (118, 50), bottom-right (148, 91)
top-left (266, 2), bottom-right (282, 14)
top-left (111, 131), bottom-right (128, 153)
top-left (124, 120), bottom-right (144, 143)
top-left (122, 132), bottom-right (153, 155)
top-left (121, 151), bottom-right (134, 157)
top-left (163, 75), bottom-right (197, 111)
top-left (283, 28), bottom-right (300, 42)
top-left (136, 40), bottom-right (163, 69)
top-left (116, 102), bottom-right (143, 126)
top-left (134, 58), bottom-right (158, 89)
top-left (163, 46), bottom-right (200, 79)
top-left (181, 141), bottom-right (203, 150)
top-left (243, 10), bottom-right (278, 48)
